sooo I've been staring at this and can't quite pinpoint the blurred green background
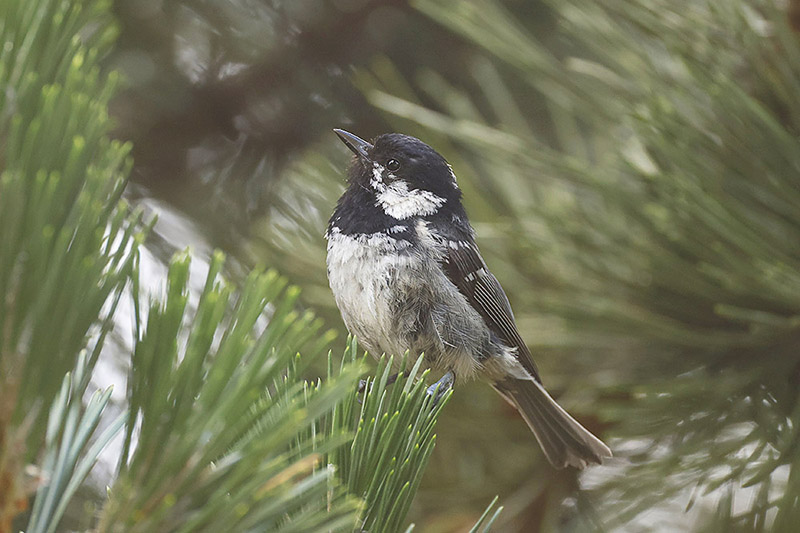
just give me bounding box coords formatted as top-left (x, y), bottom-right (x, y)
top-left (104, 0), bottom-right (800, 530)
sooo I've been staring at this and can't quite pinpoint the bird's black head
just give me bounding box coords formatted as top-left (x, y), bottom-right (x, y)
top-left (334, 129), bottom-right (463, 220)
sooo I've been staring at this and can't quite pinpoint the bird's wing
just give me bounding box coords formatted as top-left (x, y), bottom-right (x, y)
top-left (441, 239), bottom-right (540, 381)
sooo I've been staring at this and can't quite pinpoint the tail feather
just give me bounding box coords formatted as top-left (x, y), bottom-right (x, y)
top-left (493, 378), bottom-right (612, 469)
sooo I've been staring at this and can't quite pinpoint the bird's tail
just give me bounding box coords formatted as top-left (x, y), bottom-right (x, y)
top-left (492, 378), bottom-right (612, 469)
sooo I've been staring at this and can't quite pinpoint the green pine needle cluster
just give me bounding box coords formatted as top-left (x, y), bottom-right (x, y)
top-left (0, 0), bottom-right (498, 531)
top-left (0, 0), bottom-right (141, 525)
top-left (325, 347), bottom-right (452, 532)
top-left (96, 251), bottom-right (360, 532)
top-left (26, 354), bottom-right (125, 533)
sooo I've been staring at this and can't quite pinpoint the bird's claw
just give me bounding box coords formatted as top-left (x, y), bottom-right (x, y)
top-left (426, 370), bottom-right (454, 405)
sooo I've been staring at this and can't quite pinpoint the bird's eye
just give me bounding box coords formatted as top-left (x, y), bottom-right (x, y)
top-left (386, 159), bottom-right (401, 172)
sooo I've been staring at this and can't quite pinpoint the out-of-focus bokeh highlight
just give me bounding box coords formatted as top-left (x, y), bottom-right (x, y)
top-left (108, 0), bottom-right (800, 531)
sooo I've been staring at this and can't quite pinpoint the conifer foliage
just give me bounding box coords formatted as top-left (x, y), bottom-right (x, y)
top-left (0, 1), bottom-right (492, 532)
top-left (0, 0), bottom-right (140, 528)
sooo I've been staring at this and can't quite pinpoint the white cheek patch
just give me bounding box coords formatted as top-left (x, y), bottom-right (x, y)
top-left (369, 161), bottom-right (447, 219)
top-left (371, 162), bottom-right (384, 189)
top-left (376, 180), bottom-right (446, 219)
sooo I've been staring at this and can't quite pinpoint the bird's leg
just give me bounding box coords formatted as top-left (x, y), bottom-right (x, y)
top-left (426, 370), bottom-right (455, 404)
top-left (357, 372), bottom-right (400, 394)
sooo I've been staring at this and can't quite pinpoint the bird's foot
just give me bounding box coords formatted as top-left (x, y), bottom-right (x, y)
top-left (426, 370), bottom-right (455, 405)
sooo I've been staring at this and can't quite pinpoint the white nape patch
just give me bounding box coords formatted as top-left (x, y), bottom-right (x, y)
top-left (375, 180), bottom-right (446, 219)
top-left (447, 164), bottom-right (460, 188)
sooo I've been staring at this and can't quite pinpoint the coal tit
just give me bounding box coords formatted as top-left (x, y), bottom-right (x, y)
top-left (326, 129), bottom-right (611, 468)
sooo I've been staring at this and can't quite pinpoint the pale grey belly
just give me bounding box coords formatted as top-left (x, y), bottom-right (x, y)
top-left (327, 231), bottom-right (418, 358)
top-left (326, 230), bottom-right (498, 379)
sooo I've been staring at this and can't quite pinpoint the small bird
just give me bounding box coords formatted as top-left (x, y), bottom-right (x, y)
top-left (326, 129), bottom-right (612, 468)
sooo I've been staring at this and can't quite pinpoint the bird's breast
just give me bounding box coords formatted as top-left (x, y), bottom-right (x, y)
top-left (325, 221), bottom-right (496, 380)
top-left (326, 227), bottom-right (422, 357)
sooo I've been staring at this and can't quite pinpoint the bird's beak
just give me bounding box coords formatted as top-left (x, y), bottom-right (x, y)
top-left (334, 129), bottom-right (373, 162)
